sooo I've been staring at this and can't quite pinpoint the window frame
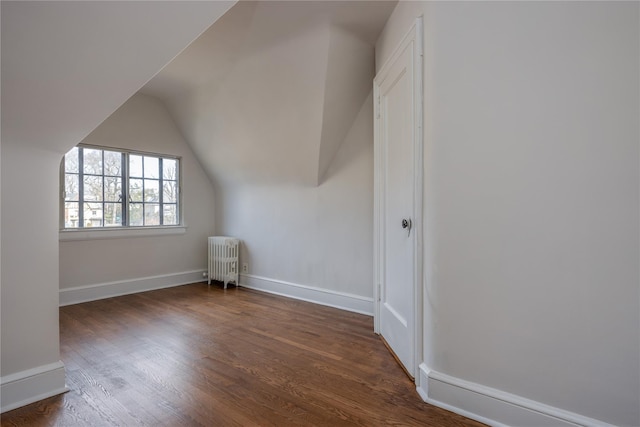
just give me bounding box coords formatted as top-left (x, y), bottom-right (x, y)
top-left (60, 144), bottom-right (183, 233)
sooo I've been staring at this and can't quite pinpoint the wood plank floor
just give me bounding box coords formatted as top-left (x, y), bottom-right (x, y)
top-left (2, 283), bottom-right (485, 427)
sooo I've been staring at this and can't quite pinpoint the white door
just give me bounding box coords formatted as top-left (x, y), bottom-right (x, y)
top-left (374, 18), bottom-right (422, 379)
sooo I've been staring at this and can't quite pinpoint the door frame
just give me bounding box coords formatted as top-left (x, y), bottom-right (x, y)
top-left (373, 16), bottom-right (424, 383)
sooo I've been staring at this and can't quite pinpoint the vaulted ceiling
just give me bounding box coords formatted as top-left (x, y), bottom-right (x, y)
top-left (1, 1), bottom-right (237, 153)
top-left (2, 0), bottom-right (396, 185)
top-left (141, 1), bottom-right (397, 186)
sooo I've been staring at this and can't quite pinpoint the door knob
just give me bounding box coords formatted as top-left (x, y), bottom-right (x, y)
top-left (401, 218), bottom-right (412, 237)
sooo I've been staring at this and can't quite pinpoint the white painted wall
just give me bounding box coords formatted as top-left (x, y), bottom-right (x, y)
top-left (59, 94), bottom-right (215, 289)
top-left (218, 93), bottom-right (374, 298)
top-left (1, 0), bottom-right (234, 411)
top-left (1, 144), bottom-right (63, 375)
top-left (317, 26), bottom-right (374, 183)
top-left (144, 3), bottom-right (381, 303)
top-left (376, 2), bottom-right (639, 426)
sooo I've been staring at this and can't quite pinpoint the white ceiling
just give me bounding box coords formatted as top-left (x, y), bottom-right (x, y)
top-left (141, 1), bottom-right (396, 101)
top-left (141, 1), bottom-right (397, 186)
top-left (1, 1), bottom-right (237, 153)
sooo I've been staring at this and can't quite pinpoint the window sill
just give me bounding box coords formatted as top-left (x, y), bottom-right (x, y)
top-left (59, 226), bottom-right (187, 241)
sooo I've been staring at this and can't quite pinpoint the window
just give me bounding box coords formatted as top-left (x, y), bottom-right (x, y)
top-left (62, 145), bottom-right (180, 229)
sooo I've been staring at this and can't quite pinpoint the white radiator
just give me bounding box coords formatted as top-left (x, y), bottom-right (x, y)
top-left (208, 236), bottom-right (239, 289)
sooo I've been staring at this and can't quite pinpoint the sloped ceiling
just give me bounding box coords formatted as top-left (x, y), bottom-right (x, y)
top-left (141, 1), bottom-right (396, 186)
top-left (1, 0), bottom-right (237, 153)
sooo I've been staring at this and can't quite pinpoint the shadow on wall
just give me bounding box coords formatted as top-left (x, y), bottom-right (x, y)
top-left (322, 91), bottom-right (373, 183)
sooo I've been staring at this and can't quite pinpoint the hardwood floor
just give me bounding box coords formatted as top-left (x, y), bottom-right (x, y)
top-left (2, 284), bottom-right (484, 427)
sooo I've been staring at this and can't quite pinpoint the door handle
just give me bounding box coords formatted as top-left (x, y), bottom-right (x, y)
top-left (401, 218), bottom-right (412, 237)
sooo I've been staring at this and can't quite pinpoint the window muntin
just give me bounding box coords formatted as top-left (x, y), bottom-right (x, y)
top-left (62, 145), bottom-right (180, 229)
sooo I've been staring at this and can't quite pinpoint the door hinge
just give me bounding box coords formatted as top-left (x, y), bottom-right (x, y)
top-left (377, 283), bottom-right (381, 301)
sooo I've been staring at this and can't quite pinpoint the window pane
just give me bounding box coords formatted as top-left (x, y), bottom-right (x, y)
top-left (104, 177), bottom-right (122, 202)
top-left (65, 147), bottom-right (79, 173)
top-left (144, 179), bottom-right (159, 202)
top-left (64, 202), bottom-right (79, 228)
top-left (163, 158), bottom-right (177, 180)
top-left (103, 203), bottom-right (122, 227)
top-left (129, 179), bottom-right (143, 202)
top-left (130, 155), bottom-right (143, 178)
top-left (83, 148), bottom-right (103, 175)
top-left (163, 181), bottom-right (177, 203)
top-left (144, 204), bottom-right (160, 226)
top-left (83, 176), bottom-right (103, 201)
top-left (83, 203), bottom-right (103, 227)
top-left (104, 151), bottom-right (122, 176)
top-left (144, 157), bottom-right (159, 179)
top-left (65, 174), bottom-right (79, 201)
top-left (129, 203), bottom-right (143, 226)
top-left (61, 147), bottom-right (181, 230)
top-left (163, 204), bottom-right (178, 225)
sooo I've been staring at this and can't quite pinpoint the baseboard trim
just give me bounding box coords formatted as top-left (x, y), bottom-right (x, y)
top-left (417, 364), bottom-right (615, 427)
top-left (1, 361), bottom-right (68, 413)
top-left (59, 270), bottom-right (206, 306)
top-left (239, 274), bottom-right (373, 316)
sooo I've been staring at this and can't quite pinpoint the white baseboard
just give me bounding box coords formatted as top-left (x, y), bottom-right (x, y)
top-left (239, 274), bottom-right (373, 316)
top-left (1, 361), bottom-right (68, 413)
top-left (417, 364), bottom-right (615, 427)
top-left (59, 270), bottom-right (206, 306)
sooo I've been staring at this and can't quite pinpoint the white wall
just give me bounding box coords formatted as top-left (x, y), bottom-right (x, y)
top-left (1, 1), bottom-right (233, 412)
top-left (377, 2), bottom-right (639, 426)
top-left (1, 144), bottom-right (63, 374)
top-left (218, 93), bottom-right (374, 299)
top-left (147, 4), bottom-right (380, 308)
top-left (317, 26), bottom-right (374, 183)
top-left (59, 94), bottom-right (216, 290)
